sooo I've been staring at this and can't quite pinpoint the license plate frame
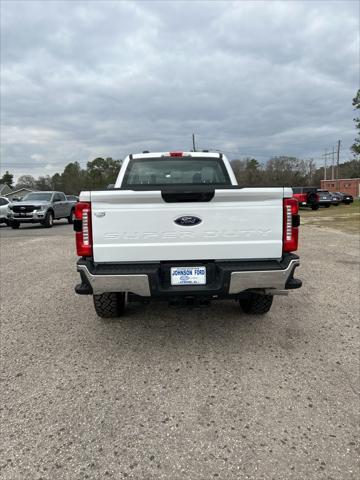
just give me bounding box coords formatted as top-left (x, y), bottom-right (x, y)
top-left (170, 266), bottom-right (206, 286)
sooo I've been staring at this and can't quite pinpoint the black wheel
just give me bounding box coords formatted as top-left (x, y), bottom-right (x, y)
top-left (324, 204), bottom-right (330, 208)
top-left (344, 201), bottom-right (351, 205)
top-left (43, 210), bottom-right (54, 228)
top-left (10, 221), bottom-right (20, 229)
top-left (311, 204), bottom-right (319, 210)
top-left (333, 203), bottom-right (339, 206)
top-left (239, 293), bottom-right (273, 314)
top-left (93, 292), bottom-right (126, 318)
top-left (308, 193), bottom-right (318, 208)
top-left (68, 209), bottom-right (75, 224)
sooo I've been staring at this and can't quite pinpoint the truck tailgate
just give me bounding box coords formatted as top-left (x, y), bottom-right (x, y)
top-left (90, 189), bottom-right (285, 262)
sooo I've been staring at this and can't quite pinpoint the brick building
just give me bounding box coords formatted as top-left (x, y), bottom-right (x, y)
top-left (320, 178), bottom-right (360, 198)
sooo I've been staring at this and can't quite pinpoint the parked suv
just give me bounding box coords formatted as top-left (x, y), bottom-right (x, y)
top-left (8, 191), bottom-right (76, 229)
top-left (334, 192), bottom-right (354, 205)
top-left (317, 190), bottom-right (333, 208)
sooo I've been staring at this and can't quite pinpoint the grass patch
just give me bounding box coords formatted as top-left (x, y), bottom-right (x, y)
top-left (301, 199), bottom-right (360, 234)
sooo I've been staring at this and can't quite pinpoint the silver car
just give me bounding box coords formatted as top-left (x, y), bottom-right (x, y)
top-left (0, 196), bottom-right (11, 225)
top-left (8, 191), bottom-right (76, 229)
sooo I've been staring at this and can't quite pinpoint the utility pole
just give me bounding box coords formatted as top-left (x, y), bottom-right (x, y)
top-left (331, 146), bottom-right (335, 180)
top-left (192, 133), bottom-right (196, 152)
top-left (322, 149), bottom-right (334, 184)
top-left (336, 140), bottom-right (341, 189)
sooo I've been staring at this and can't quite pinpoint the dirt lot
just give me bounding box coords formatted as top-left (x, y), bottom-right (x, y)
top-left (301, 200), bottom-right (360, 234)
top-left (0, 221), bottom-right (359, 480)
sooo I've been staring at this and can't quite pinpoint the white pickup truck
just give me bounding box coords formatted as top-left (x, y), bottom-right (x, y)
top-left (74, 151), bottom-right (301, 318)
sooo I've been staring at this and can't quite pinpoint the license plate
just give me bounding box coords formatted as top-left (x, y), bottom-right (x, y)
top-left (170, 266), bottom-right (206, 285)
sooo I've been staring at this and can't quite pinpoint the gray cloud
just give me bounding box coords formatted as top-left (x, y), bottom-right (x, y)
top-left (1, 0), bottom-right (358, 178)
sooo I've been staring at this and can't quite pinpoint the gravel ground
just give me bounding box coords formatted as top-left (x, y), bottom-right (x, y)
top-left (0, 223), bottom-right (359, 480)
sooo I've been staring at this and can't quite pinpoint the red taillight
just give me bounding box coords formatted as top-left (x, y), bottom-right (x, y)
top-left (283, 198), bottom-right (299, 252)
top-left (169, 151), bottom-right (183, 157)
top-left (75, 202), bottom-right (92, 257)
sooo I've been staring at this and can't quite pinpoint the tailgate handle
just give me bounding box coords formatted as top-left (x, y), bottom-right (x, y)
top-left (161, 190), bottom-right (215, 203)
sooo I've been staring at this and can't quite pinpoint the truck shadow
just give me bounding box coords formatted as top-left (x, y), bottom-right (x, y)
top-left (91, 299), bottom-right (275, 356)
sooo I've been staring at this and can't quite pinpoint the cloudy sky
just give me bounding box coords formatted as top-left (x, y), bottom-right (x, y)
top-left (1, 0), bottom-right (358, 178)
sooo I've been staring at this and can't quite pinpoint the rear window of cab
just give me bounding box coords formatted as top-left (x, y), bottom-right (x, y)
top-left (122, 157), bottom-right (231, 187)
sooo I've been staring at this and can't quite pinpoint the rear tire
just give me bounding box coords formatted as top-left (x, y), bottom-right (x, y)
top-left (93, 292), bottom-right (126, 318)
top-left (308, 193), bottom-right (318, 209)
top-left (239, 293), bottom-right (273, 314)
top-left (43, 211), bottom-right (54, 228)
top-left (324, 204), bottom-right (330, 208)
top-left (67, 209), bottom-right (75, 224)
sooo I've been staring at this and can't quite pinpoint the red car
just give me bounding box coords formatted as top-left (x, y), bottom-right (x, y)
top-left (292, 187), bottom-right (319, 210)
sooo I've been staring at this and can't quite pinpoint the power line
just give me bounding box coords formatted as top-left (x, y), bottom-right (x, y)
top-left (319, 140), bottom-right (344, 183)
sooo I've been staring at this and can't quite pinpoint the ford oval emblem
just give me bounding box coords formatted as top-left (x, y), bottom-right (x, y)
top-left (174, 215), bottom-right (202, 226)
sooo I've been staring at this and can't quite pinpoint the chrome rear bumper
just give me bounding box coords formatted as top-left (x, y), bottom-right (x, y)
top-left (77, 264), bottom-right (151, 296)
top-left (229, 259), bottom-right (300, 294)
top-left (76, 257), bottom-right (301, 297)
